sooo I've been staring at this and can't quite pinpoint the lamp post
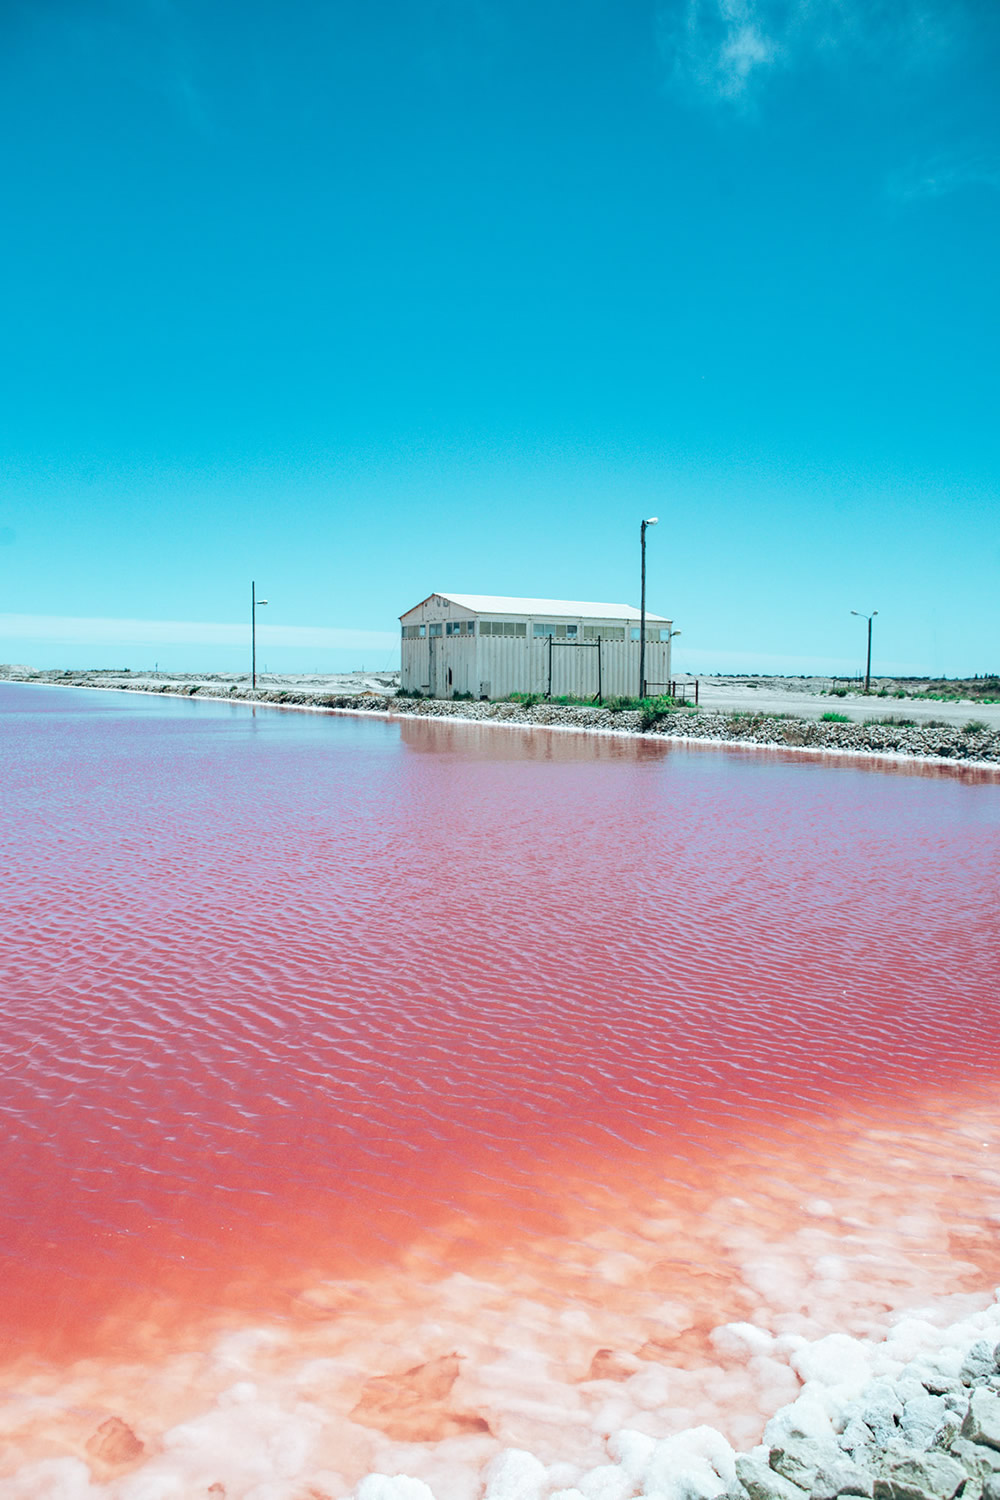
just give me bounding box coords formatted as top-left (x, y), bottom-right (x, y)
top-left (851, 609), bottom-right (877, 693)
top-left (639, 516), bottom-right (658, 698)
top-left (251, 581), bottom-right (268, 691)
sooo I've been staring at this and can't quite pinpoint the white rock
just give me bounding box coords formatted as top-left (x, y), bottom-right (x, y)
top-left (763, 1388), bottom-right (836, 1449)
top-left (860, 1381), bottom-right (903, 1447)
top-left (355, 1477), bottom-right (437, 1500)
top-left (790, 1334), bottom-right (873, 1399)
top-left (900, 1394), bottom-right (948, 1450)
top-left (643, 1426), bottom-right (736, 1500)
top-left (606, 1431), bottom-right (658, 1484)
top-left (483, 1449), bottom-right (549, 1500)
top-left (577, 1464), bottom-right (634, 1500)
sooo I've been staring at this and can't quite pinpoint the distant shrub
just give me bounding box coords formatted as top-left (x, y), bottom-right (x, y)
top-left (820, 711), bottom-right (850, 722)
top-left (452, 690), bottom-right (474, 700)
top-left (829, 688), bottom-right (848, 698)
top-left (395, 687), bottom-right (425, 699)
top-left (962, 719), bottom-right (989, 734)
top-left (872, 717), bottom-right (916, 727)
top-left (509, 692), bottom-right (541, 708)
top-left (639, 695), bottom-right (679, 730)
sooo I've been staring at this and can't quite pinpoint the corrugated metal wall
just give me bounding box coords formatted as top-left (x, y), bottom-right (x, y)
top-left (403, 632), bottom-right (673, 700)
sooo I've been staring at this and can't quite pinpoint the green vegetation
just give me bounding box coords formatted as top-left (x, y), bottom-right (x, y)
top-left (871, 717), bottom-right (916, 727)
top-left (908, 678), bottom-right (1000, 705)
top-left (829, 688), bottom-right (848, 698)
top-left (395, 687), bottom-right (425, 699)
top-left (820, 710), bottom-right (850, 722)
top-left (962, 720), bottom-right (989, 734)
top-left (508, 692), bottom-right (542, 708)
top-left (451, 690), bottom-right (475, 700)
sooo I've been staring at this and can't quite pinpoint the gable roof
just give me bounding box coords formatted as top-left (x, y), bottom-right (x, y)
top-left (402, 592), bottom-right (669, 623)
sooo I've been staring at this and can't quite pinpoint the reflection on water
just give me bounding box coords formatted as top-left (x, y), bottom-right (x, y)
top-left (1, 684), bottom-right (998, 1496)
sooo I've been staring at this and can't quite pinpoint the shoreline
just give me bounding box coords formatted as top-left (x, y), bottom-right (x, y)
top-left (5, 671), bottom-right (1000, 775)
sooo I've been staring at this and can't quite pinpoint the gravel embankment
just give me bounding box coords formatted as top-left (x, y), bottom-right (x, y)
top-left (3, 670), bottom-right (999, 766)
top-left (366, 1304), bottom-right (1000, 1500)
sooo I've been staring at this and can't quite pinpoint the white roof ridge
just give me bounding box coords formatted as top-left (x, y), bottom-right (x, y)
top-left (403, 592), bottom-right (670, 623)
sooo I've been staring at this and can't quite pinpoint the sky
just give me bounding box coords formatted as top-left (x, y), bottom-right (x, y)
top-left (1, 0), bottom-right (998, 677)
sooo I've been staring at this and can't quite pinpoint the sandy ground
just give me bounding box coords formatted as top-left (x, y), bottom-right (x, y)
top-left (0, 668), bottom-right (401, 696)
top-left (680, 676), bottom-right (1000, 729)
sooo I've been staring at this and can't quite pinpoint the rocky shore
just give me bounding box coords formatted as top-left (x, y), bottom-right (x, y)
top-left (367, 1300), bottom-right (1000, 1500)
top-left (5, 669), bottom-right (998, 767)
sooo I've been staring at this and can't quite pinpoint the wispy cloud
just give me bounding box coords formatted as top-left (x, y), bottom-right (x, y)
top-left (0, 615), bottom-right (399, 651)
top-left (888, 149), bottom-right (1000, 201)
top-left (658, 0), bottom-right (957, 102)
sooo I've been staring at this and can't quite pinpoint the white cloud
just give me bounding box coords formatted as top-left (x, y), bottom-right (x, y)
top-left (659, 0), bottom-right (956, 101)
top-left (0, 614), bottom-right (399, 650)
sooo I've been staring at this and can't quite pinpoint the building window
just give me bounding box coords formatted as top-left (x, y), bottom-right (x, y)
top-left (401, 625), bottom-right (426, 639)
top-left (482, 620), bottom-right (526, 637)
top-left (533, 623), bottom-right (554, 637)
top-left (583, 624), bottom-right (625, 641)
top-left (429, 623), bottom-right (443, 637)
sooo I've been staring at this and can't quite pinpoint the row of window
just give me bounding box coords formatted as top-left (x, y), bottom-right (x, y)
top-left (479, 620), bottom-right (526, 637)
top-left (402, 622), bottom-right (671, 642)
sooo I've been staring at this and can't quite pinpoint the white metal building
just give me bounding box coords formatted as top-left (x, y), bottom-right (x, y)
top-left (400, 592), bottom-right (674, 700)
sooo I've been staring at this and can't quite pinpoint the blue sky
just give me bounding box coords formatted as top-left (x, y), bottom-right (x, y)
top-left (1, 0), bottom-right (997, 676)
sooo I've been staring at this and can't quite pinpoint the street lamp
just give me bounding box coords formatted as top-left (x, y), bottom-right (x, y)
top-left (639, 516), bottom-right (658, 698)
top-left (252, 581), bottom-right (268, 691)
top-left (851, 609), bottom-right (878, 693)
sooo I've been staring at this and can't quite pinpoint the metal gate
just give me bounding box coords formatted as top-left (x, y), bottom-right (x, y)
top-left (546, 637), bottom-right (604, 701)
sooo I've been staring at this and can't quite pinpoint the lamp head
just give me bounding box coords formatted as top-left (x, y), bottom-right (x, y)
top-left (644, 516), bottom-right (659, 526)
top-left (258, 599), bottom-right (268, 606)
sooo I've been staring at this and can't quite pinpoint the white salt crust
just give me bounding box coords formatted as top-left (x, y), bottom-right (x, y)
top-left (2, 1097), bottom-right (998, 1499)
top-left (3, 1296), bottom-right (1000, 1500)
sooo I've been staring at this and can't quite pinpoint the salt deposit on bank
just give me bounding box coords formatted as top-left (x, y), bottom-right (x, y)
top-left (347, 1301), bottom-right (1000, 1500)
top-left (8, 1298), bottom-right (1000, 1500)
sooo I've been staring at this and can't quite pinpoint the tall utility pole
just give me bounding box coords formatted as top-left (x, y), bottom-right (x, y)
top-left (851, 609), bottom-right (877, 693)
top-left (639, 516), bottom-right (658, 698)
top-left (252, 581), bottom-right (268, 691)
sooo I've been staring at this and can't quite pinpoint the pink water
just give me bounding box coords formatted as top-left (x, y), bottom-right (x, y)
top-left (1, 684), bottom-right (999, 1496)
